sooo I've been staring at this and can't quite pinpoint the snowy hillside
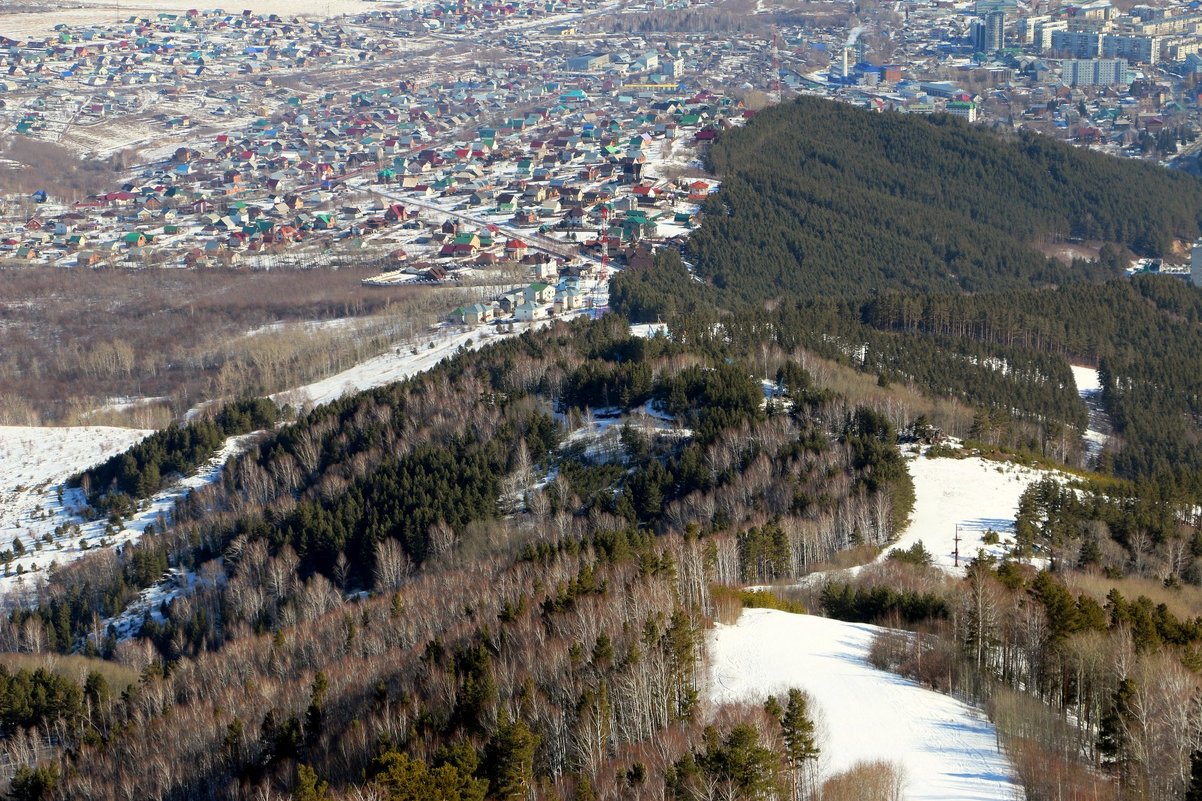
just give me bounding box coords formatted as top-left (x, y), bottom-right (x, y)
top-left (0, 425), bottom-right (151, 586)
top-left (0, 425), bottom-right (256, 599)
top-left (708, 609), bottom-right (1022, 801)
top-left (883, 452), bottom-right (1055, 574)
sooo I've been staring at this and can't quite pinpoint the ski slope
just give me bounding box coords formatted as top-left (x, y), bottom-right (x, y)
top-left (708, 609), bottom-right (1022, 801)
top-left (883, 452), bottom-right (1054, 574)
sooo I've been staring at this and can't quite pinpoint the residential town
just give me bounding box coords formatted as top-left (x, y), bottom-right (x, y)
top-left (3, 0), bottom-right (1202, 326)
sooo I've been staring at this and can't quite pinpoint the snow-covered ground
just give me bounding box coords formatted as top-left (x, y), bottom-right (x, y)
top-left (882, 451), bottom-right (1054, 575)
top-left (630, 322), bottom-right (669, 338)
top-left (100, 562), bottom-right (221, 640)
top-left (1070, 365), bottom-right (1111, 460)
top-left (709, 609), bottom-right (1022, 801)
top-left (277, 325), bottom-right (507, 408)
top-left (276, 301), bottom-right (606, 409)
top-left (560, 399), bottom-right (691, 463)
top-left (0, 426), bottom-right (257, 600)
top-left (0, 425), bottom-right (151, 589)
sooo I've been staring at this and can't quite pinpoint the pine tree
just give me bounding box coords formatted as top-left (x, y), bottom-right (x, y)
top-left (779, 689), bottom-right (819, 801)
top-left (7, 765), bottom-right (58, 801)
top-left (304, 671), bottom-right (328, 747)
top-left (292, 765), bottom-right (330, 801)
top-left (702, 723), bottom-right (780, 800)
top-left (487, 714), bottom-right (539, 801)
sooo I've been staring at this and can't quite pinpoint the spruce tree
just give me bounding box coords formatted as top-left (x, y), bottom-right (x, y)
top-left (486, 713), bottom-right (539, 801)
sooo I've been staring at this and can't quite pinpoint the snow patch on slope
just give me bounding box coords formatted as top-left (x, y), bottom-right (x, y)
top-left (0, 426), bottom-right (257, 602)
top-left (0, 426), bottom-right (151, 591)
top-left (708, 609), bottom-right (1022, 801)
top-left (277, 307), bottom-right (607, 409)
top-left (1070, 365), bottom-right (1110, 460)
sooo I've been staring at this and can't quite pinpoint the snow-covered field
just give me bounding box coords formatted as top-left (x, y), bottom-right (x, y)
top-left (709, 609), bottom-right (1022, 801)
top-left (0, 425), bottom-right (151, 580)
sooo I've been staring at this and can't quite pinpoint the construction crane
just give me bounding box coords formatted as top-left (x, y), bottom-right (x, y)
top-left (599, 205), bottom-right (610, 282)
top-left (771, 24), bottom-right (782, 105)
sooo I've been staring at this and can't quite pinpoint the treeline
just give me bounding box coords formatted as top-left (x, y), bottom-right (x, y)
top-left (861, 276), bottom-right (1202, 480)
top-left (614, 254), bottom-right (1090, 461)
top-left (820, 581), bottom-right (948, 624)
top-left (692, 96), bottom-right (1201, 301)
top-left (71, 396), bottom-right (278, 510)
top-left (1014, 474), bottom-right (1202, 584)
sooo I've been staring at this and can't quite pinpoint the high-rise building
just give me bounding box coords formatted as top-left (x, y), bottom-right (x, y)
top-left (1102, 34), bottom-right (1160, 64)
top-left (1034, 19), bottom-right (1068, 51)
top-left (1015, 14), bottom-right (1044, 43)
top-left (1192, 241), bottom-right (1202, 288)
top-left (1051, 29), bottom-right (1104, 57)
top-left (1062, 57), bottom-right (1128, 85)
top-left (974, 11), bottom-right (1006, 52)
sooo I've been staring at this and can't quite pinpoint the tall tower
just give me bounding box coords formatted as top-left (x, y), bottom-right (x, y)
top-left (1192, 241), bottom-right (1202, 288)
top-left (974, 0), bottom-right (1014, 52)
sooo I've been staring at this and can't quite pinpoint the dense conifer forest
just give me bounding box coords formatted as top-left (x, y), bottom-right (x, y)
top-left (614, 99), bottom-right (1202, 485)
top-left (690, 96), bottom-right (1202, 299)
top-left (604, 97), bottom-right (1202, 801)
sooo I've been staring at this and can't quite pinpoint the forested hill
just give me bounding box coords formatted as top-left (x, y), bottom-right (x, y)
top-left (614, 99), bottom-right (1202, 486)
top-left (6, 315), bottom-right (923, 800)
top-left (688, 96), bottom-right (1202, 299)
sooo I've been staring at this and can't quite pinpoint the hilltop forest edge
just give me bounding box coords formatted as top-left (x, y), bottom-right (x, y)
top-left (5, 97), bottom-right (1202, 800)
